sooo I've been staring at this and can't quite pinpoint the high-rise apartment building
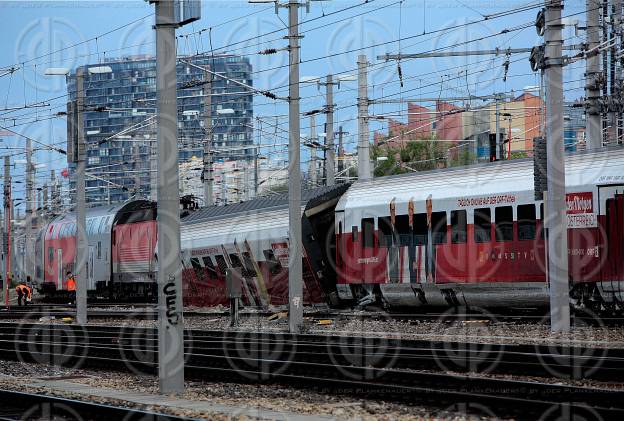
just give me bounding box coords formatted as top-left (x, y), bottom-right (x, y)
top-left (67, 54), bottom-right (253, 204)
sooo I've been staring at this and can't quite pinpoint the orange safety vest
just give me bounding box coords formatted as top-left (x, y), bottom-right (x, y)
top-left (67, 277), bottom-right (76, 292)
top-left (15, 285), bottom-right (32, 298)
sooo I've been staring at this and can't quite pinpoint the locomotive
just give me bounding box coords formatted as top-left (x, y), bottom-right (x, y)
top-left (33, 146), bottom-right (624, 311)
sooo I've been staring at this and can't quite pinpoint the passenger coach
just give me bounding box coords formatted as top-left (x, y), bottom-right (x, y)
top-left (334, 147), bottom-right (624, 310)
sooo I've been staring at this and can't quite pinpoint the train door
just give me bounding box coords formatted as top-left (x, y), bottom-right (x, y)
top-left (599, 186), bottom-right (624, 301)
top-left (57, 249), bottom-right (63, 290)
top-left (335, 211), bottom-right (345, 280)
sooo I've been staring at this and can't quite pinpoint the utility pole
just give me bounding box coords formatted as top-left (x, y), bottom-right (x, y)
top-left (4, 156), bottom-right (11, 307)
top-left (495, 95), bottom-right (502, 160)
top-left (50, 170), bottom-right (57, 214)
top-left (308, 114), bottom-right (317, 187)
top-left (325, 75), bottom-right (335, 186)
top-left (134, 143), bottom-right (141, 198)
top-left (203, 67), bottom-right (214, 206)
top-left (337, 126), bottom-right (346, 175)
top-left (543, 0), bottom-right (570, 332)
top-left (151, 0), bottom-right (192, 395)
top-left (25, 138), bottom-right (34, 282)
top-left (254, 147), bottom-right (259, 198)
top-left (357, 55), bottom-right (371, 181)
top-left (585, 0), bottom-right (602, 149)
top-left (612, 0), bottom-right (623, 144)
top-left (287, 0), bottom-right (303, 333)
top-left (42, 183), bottom-right (48, 215)
top-left (75, 66), bottom-right (87, 326)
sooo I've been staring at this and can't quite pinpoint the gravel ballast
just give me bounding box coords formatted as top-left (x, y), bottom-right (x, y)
top-left (0, 361), bottom-right (507, 421)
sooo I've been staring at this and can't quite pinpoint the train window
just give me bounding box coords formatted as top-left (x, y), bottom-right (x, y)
top-left (474, 208), bottom-right (491, 243)
top-left (495, 206), bottom-right (514, 242)
top-left (202, 256), bottom-right (217, 277)
top-left (394, 215), bottom-right (411, 246)
top-left (190, 257), bottom-right (202, 270)
top-left (517, 204), bottom-right (536, 240)
top-left (97, 241), bottom-right (102, 259)
top-left (351, 226), bottom-right (358, 242)
top-left (263, 249), bottom-right (281, 275)
top-left (413, 214), bottom-right (427, 246)
top-left (214, 255), bottom-right (228, 273)
top-left (229, 253), bottom-right (243, 268)
top-left (431, 212), bottom-right (448, 244)
top-left (451, 210), bottom-right (467, 244)
top-left (378, 216), bottom-right (394, 247)
top-left (361, 218), bottom-right (375, 248)
top-left (48, 247), bottom-right (54, 262)
top-left (242, 252), bottom-right (256, 277)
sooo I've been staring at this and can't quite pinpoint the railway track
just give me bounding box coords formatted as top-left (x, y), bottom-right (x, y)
top-left (0, 389), bottom-right (190, 420)
top-left (4, 305), bottom-right (624, 326)
top-left (0, 323), bottom-right (622, 419)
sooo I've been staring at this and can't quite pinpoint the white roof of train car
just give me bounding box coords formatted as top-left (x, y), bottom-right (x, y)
top-left (336, 147), bottom-right (624, 215)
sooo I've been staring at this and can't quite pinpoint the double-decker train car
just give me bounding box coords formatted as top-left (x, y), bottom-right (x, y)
top-left (179, 184), bottom-right (349, 307)
top-left (334, 146), bottom-right (624, 310)
top-left (36, 200), bottom-right (156, 300)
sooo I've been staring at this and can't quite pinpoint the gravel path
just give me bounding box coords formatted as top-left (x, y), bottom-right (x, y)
top-left (0, 361), bottom-right (506, 420)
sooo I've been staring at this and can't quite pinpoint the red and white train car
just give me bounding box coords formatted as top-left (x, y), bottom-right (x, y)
top-left (37, 200), bottom-right (157, 300)
top-left (334, 147), bottom-right (624, 310)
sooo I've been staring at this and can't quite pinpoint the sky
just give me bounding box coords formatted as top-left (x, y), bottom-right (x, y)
top-left (0, 0), bottom-right (589, 209)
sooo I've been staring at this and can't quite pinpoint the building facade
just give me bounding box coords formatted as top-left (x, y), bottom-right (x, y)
top-left (373, 90), bottom-right (545, 160)
top-left (67, 54), bottom-right (253, 204)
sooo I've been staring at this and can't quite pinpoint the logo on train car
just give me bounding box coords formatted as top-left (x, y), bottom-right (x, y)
top-left (566, 192), bottom-right (593, 214)
top-left (566, 192), bottom-right (597, 228)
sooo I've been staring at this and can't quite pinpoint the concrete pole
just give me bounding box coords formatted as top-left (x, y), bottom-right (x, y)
top-left (337, 126), bottom-right (344, 175)
top-left (42, 183), bottom-right (48, 214)
top-left (288, 0), bottom-right (303, 333)
top-left (50, 170), bottom-right (57, 214)
top-left (134, 143), bottom-right (141, 198)
top-left (544, 0), bottom-right (570, 333)
top-left (25, 138), bottom-right (33, 282)
top-left (221, 170), bottom-right (227, 205)
top-left (3, 157), bottom-right (10, 307)
top-left (203, 68), bottom-right (214, 206)
top-left (325, 75), bottom-right (335, 186)
top-left (357, 55), bottom-right (371, 181)
top-left (254, 148), bottom-right (259, 198)
top-left (495, 96), bottom-right (501, 160)
top-left (150, 138), bottom-right (157, 201)
top-left (75, 66), bottom-right (87, 326)
top-left (585, 0), bottom-right (602, 149)
top-left (154, 0), bottom-right (184, 395)
top-left (308, 114), bottom-right (317, 187)
top-left (614, 0), bottom-right (623, 144)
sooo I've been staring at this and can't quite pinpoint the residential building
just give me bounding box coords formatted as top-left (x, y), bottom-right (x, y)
top-left (67, 54), bottom-right (253, 204)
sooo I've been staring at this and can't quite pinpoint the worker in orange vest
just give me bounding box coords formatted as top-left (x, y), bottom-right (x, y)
top-left (66, 271), bottom-right (76, 304)
top-left (15, 284), bottom-right (32, 306)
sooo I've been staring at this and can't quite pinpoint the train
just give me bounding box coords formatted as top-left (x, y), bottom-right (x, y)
top-left (32, 146), bottom-right (624, 311)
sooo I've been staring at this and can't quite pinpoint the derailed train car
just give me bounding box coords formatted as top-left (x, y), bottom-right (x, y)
top-left (179, 184), bottom-right (350, 307)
